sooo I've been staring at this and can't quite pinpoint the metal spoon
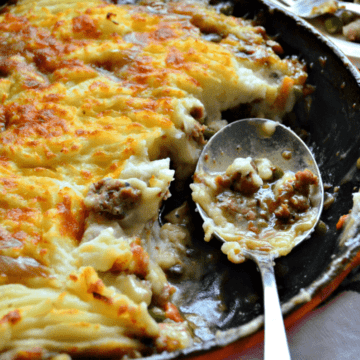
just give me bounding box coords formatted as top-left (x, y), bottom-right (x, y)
top-left (194, 118), bottom-right (324, 360)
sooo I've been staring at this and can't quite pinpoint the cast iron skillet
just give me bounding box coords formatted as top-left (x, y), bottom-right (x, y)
top-left (152, 0), bottom-right (360, 359)
top-left (2, 0), bottom-right (360, 358)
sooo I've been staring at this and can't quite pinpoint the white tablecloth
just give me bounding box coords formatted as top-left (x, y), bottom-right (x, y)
top-left (226, 290), bottom-right (360, 360)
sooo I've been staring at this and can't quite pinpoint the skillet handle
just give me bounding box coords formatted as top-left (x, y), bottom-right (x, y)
top-left (256, 256), bottom-right (292, 360)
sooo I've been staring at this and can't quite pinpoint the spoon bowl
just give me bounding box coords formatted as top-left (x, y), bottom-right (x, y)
top-left (193, 118), bottom-right (324, 359)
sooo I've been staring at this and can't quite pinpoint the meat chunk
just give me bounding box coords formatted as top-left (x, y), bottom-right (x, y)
top-left (215, 157), bottom-right (263, 196)
top-left (293, 169), bottom-right (319, 197)
top-left (85, 178), bottom-right (142, 218)
top-left (232, 172), bottom-right (262, 195)
top-left (274, 169), bottom-right (318, 224)
top-left (274, 203), bottom-right (291, 221)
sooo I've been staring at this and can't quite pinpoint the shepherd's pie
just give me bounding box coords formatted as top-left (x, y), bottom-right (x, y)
top-left (0, 0), bottom-right (310, 358)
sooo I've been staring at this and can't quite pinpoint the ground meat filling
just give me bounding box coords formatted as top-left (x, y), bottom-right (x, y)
top-left (190, 122), bottom-right (207, 145)
top-left (85, 178), bottom-right (142, 218)
top-left (217, 170), bottom-right (262, 196)
top-left (273, 169), bottom-right (319, 224)
top-left (191, 157), bottom-right (320, 263)
top-left (215, 159), bottom-right (263, 194)
top-left (214, 164), bottom-right (319, 235)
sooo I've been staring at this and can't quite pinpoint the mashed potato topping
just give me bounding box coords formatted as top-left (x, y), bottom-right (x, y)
top-left (0, 0), bottom-right (310, 358)
top-left (191, 157), bottom-right (320, 263)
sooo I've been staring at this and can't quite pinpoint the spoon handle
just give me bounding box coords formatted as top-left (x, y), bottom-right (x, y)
top-left (256, 257), bottom-right (291, 360)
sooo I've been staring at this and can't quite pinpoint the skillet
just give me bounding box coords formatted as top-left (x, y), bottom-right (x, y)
top-left (2, 0), bottom-right (360, 358)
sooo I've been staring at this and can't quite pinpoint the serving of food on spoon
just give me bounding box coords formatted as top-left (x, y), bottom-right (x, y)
top-left (191, 118), bottom-right (324, 359)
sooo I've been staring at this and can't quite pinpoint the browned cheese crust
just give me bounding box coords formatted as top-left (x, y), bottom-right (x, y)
top-left (0, 0), bottom-right (309, 358)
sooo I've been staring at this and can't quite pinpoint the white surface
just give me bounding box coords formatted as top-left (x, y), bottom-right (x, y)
top-left (225, 291), bottom-right (360, 360)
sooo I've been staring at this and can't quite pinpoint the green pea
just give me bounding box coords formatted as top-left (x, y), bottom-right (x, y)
top-left (325, 16), bottom-right (342, 34)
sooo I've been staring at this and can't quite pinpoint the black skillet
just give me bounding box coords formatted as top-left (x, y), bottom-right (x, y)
top-left (2, 0), bottom-right (360, 358)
